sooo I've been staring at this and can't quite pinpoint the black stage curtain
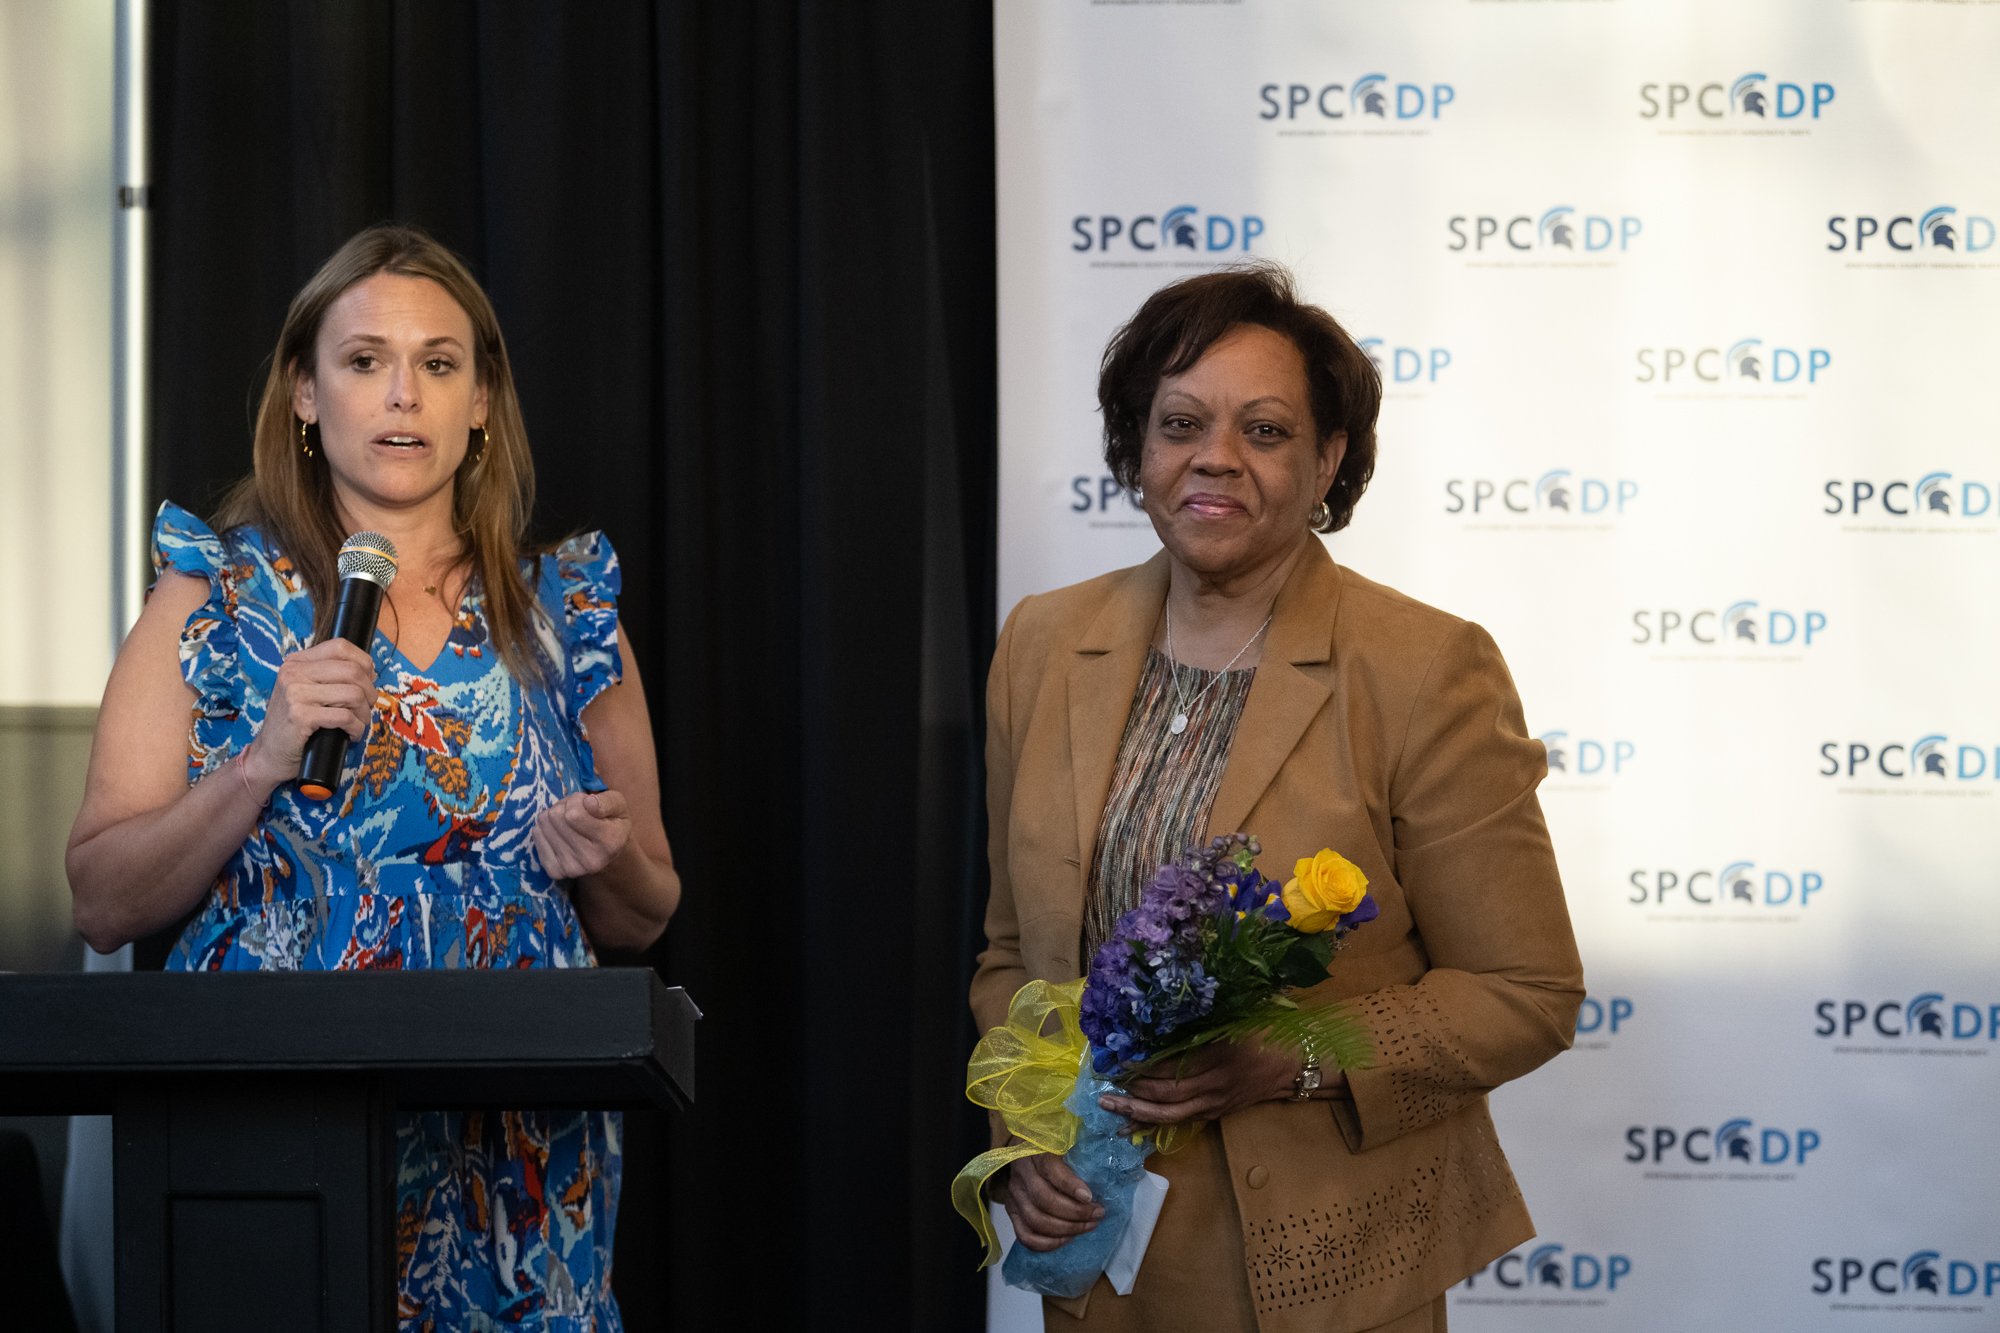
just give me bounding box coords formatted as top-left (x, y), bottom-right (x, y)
top-left (146, 3), bottom-right (995, 1327)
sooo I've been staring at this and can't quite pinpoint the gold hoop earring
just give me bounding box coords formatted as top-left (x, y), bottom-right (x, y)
top-left (469, 425), bottom-right (489, 466)
top-left (298, 418), bottom-right (315, 458)
top-left (1309, 499), bottom-right (1332, 530)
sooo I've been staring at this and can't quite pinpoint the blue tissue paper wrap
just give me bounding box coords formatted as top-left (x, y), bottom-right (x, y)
top-left (1001, 1064), bottom-right (1157, 1298)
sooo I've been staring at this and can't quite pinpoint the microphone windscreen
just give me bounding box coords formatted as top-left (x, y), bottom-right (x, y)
top-left (336, 531), bottom-right (399, 588)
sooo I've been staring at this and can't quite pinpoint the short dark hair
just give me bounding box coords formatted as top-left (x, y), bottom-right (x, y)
top-left (1097, 263), bottom-right (1381, 533)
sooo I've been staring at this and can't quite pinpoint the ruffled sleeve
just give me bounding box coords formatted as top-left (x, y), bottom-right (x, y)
top-left (150, 500), bottom-right (245, 774)
top-left (543, 531), bottom-right (624, 783)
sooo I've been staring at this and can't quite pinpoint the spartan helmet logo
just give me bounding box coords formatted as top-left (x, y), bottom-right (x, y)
top-left (1731, 73), bottom-right (1768, 116)
top-left (1917, 472), bottom-right (1952, 515)
top-left (1352, 73), bottom-right (1388, 117)
top-left (1904, 1252), bottom-right (1942, 1294)
top-left (1536, 469), bottom-right (1573, 512)
top-left (1538, 206), bottom-right (1576, 249)
top-left (1912, 735), bottom-right (1948, 778)
top-left (1722, 861), bottom-right (1756, 903)
top-left (1906, 993), bottom-right (1946, 1037)
top-left (1161, 205), bottom-right (1200, 250)
top-left (1723, 601), bottom-right (1760, 643)
top-left (1527, 1245), bottom-right (1565, 1288)
top-left (1921, 206), bottom-right (1958, 249)
top-left (1717, 1119), bottom-right (1755, 1163)
top-left (1539, 732), bottom-right (1568, 772)
top-left (1727, 338), bottom-right (1763, 381)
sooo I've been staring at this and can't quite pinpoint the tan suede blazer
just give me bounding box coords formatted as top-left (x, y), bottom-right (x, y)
top-left (974, 540), bottom-right (1584, 1333)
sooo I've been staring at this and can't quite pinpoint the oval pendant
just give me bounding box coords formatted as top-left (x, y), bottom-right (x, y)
top-left (1169, 713), bottom-right (1189, 736)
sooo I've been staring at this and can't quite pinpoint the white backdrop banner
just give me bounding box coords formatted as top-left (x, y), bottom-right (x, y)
top-left (994, 2), bottom-right (2000, 1329)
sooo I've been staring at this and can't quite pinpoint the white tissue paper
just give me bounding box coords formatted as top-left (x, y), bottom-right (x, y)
top-left (1103, 1170), bottom-right (1170, 1296)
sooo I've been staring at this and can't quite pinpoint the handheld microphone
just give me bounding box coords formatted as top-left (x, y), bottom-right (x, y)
top-left (297, 531), bottom-right (399, 801)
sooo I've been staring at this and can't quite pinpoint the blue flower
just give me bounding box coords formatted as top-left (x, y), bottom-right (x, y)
top-left (1337, 895), bottom-right (1380, 932)
top-left (1081, 833), bottom-right (1280, 1077)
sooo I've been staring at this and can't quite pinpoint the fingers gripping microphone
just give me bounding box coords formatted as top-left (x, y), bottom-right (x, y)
top-left (297, 532), bottom-right (399, 801)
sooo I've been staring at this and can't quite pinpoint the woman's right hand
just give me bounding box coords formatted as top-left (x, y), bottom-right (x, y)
top-left (997, 1151), bottom-right (1103, 1252)
top-left (68, 575), bottom-right (384, 952)
top-left (246, 639), bottom-right (379, 789)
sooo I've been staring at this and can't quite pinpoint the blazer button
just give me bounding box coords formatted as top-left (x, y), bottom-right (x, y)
top-left (1245, 1165), bottom-right (1270, 1189)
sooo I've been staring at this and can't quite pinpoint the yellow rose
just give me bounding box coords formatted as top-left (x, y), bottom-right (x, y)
top-left (1281, 849), bottom-right (1369, 934)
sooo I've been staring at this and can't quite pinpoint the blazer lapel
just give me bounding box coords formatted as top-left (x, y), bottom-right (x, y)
top-left (1208, 541), bottom-right (1343, 838)
top-left (1067, 554), bottom-right (1170, 871)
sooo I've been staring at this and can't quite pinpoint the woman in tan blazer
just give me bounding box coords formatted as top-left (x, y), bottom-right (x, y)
top-left (974, 266), bottom-right (1583, 1333)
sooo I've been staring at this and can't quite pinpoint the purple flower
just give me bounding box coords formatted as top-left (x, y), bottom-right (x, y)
top-left (1131, 913), bottom-right (1173, 953)
top-left (1080, 837), bottom-right (1260, 1075)
top-left (1075, 831), bottom-right (1377, 1081)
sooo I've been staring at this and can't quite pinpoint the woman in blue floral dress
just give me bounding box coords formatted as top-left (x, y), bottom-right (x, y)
top-left (67, 224), bottom-right (680, 1330)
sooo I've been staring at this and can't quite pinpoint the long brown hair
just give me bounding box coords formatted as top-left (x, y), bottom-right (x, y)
top-left (216, 224), bottom-right (547, 680)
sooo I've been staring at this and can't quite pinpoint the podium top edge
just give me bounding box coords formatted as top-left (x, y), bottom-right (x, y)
top-left (0, 969), bottom-right (698, 1110)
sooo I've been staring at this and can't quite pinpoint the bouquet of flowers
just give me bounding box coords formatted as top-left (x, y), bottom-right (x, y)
top-left (952, 833), bottom-right (1378, 1298)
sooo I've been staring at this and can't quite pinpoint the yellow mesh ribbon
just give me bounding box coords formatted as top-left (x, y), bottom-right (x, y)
top-left (949, 978), bottom-right (1214, 1267)
top-left (950, 978), bottom-right (1088, 1268)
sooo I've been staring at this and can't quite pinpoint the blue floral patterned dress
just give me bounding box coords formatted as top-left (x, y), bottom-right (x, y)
top-left (152, 501), bottom-right (627, 1332)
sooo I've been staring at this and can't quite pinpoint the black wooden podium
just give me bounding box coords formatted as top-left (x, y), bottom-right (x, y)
top-left (0, 969), bottom-right (696, 1332)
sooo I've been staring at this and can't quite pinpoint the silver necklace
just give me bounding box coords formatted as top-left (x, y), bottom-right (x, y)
top-left (1162, 600), bottom-right (1272, 736)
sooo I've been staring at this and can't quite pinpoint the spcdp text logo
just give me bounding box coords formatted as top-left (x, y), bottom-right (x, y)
top-left (1626, 1120), bottom-right (1821, 1166)
top-left (1460, 1243), bottom-right (1631, 1294)
top-left (1577, 995), bottom-right (1634, 1038)
top-left (1813, 1252), bottom-right (2000, 1300)
top-left (1071, 206), bottom-right (1263, 254)
top-left (1540, 731), bottom-right (1634, 777)
top-left (1258, 75), bottom-right (1455, 121)
top-left (1827, 205), bottom-right (1995, 252)
top-left (1815, 994), bottom-right (2000, 1041)
top-left (1630, 602), bottom-right (1826, 650)
top-left (1639, 74), bottom-right (1834, 120)
top-left (1635, 340), bottom-right (1830, 386)
top-left (1820, 736), bottom-right (2000, 781)
top-left (1628, 862), bottom-right (1822, 910)
top-left (1068, 475), bottom-right (1142, 517)
top-left (1360, 339), bottom-right (1451, 385)
top-left (1824, 473), bottom-right (1997, 521)
top-left (1444, 470), bottom-right (1637, 518)
top-left (1449, 207), bottom-right (1641, 253)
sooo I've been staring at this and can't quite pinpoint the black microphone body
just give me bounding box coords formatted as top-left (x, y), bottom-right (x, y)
top-left (298, 534), bottom-right (398, 800)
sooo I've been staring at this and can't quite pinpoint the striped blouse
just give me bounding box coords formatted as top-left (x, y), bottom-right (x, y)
top-left (1082, 647), bottom-right (1256, 960)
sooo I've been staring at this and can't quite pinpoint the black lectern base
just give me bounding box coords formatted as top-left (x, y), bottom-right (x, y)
top-left (1, 969), bottom-right (696, 1333)
top-left (116, 1077), bottom-right (391, 1331)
